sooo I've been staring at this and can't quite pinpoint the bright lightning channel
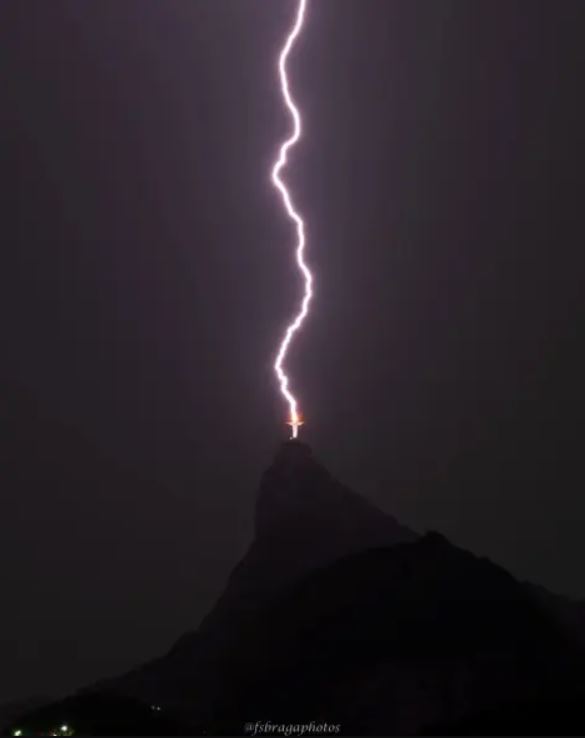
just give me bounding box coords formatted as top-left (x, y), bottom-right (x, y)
top-left (271, 0), bottom-right (313, 440)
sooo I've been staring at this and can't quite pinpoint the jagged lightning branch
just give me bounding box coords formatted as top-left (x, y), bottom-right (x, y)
top-left (271, 0), bottom-right (313, 440)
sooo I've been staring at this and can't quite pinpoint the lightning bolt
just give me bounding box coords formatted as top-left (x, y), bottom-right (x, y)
top-left (271, 0), bottom-right (313, 440)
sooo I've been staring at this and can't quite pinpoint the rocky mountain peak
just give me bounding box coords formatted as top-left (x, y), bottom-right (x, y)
top-left (255, 439), bottom-right (415, 546)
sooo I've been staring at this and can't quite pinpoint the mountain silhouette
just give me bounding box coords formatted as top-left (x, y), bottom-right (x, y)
top-left (7, 442), bottom-right (585, 735)
top-left (199, 440), bottom-right (417, 635)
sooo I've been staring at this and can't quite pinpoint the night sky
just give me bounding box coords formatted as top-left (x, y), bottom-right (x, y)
top-left (2, 0), bottom-right (585, 705)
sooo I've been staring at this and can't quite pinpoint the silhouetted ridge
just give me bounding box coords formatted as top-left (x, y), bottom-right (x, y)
top-left (78, 443), bottom-right (417, 721)
top-left (255, 440), bottom-right (316, 533)
top-left (12, 445), bottom-right (585, 735)
top-left (255, 440), bottom-right (413, 543)
top-left (202, 533), bottom-right (582, 735)
top-left (200, 441), bottom-right (416, 633)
